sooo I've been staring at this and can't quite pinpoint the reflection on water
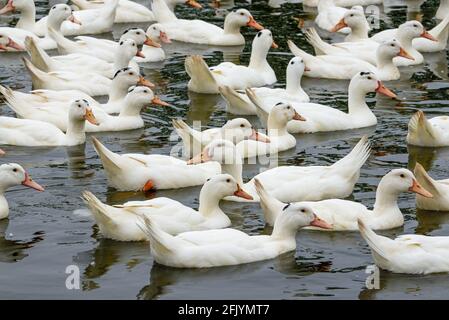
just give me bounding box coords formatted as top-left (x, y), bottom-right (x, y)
top-left (1, 0), bottom-right (449, 299)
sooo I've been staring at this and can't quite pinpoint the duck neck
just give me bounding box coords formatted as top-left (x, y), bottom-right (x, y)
top-left (113, 54), bottom-right (132, 71)
top-left (271, 219), bottom-right (298, 245)
top-left (372, 179), bottom-right (401, 217)
top-left (107, 79), bottom-right (130, 102)
top-left (285, 69), bottom-right (305, 96)
top-left (223, 16), bottom-right (242, 35)
top-left (16, 2), bottom-right (36, 31)
top-left (0, 192), bottom-right (9, 220)
top-left (396, 31), bottom-right (421, 60)
top-left (346, 23), bottom-right (370, 42)
top-left (437, 0), bottom-right (449, 18)
top-left (376, 53), bottom-right (399, 76)
top-left (198, 188), bottom-right (224, 217)
top-left (267, 116), bottom-right (289, 137)
top-left (221, 163), bottom-right (244, 186)
top-left (66, 118), bottom-right (86, 145)
top-left (119, 99), bottom-right (144, 117)
top-left (248, 44), bottom-right (270, 70)
top-left (347, 83), bottom-right (371, 116)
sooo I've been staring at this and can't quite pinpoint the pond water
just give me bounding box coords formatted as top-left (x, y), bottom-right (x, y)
top-left (0, 0), bottom-right (449, 299)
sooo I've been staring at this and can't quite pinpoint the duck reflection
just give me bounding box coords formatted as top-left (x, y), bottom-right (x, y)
top-left (186, 91), bottom-right (221, 122)
top-left (423, 51), bottom-right (449, 80)
top-left (0, 219), bottom-right (45, 263)
top-left (415, 209), bottom-right (449, 234)
top-left (407, 145), bottom-right (449, 170)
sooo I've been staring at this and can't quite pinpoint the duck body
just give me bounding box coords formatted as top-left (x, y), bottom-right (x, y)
top-left (358, 219), bottom-right (449, 274)
top-left (414, 163), bottom-right (449, 212)
top-left (407, 111), bottom-right (449, 147)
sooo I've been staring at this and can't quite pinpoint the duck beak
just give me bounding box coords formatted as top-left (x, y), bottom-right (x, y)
top-left (293, 110), bottom-right (306, 121)
top-left (249, 129), bottom-right (270, 143)
top-left (375, 81), bottom-right (397, 98)
top-left (84, 108), bottom-right (99, 125)
top-left (0, 0), bottom-right (15, 14)
top-left (0, 148), bottom-right (5, 156)
top-left (144, 37), bottom-right (161, 48)
top-left (186, 0), bottom-right (202, 8)
top-left (142, 180), bottom-right (155, 192)
top-left (138, 76), bottom-right (155, 88)
top-left (151, 96), bottom-right (171, 106)
top-left (310, 214), bottom-right (332, 229)
top-left (304, 66), bottom-right (311, 72)
top-left (331, 18), bottom-right (347, 32)
top-left (22, 173), bottom-right (45, 192)
top-left (234, 184), bottom-right (253, 200)
top-left (271, 41), bottom-right (279, 49)
top-left (159, 31), bottom-right (171, 43)
top-left (398, 47), bottom-right (414, 60)
top-left (6, 37), bottom-right (23, 50)
top-left (136, 50), bottom-right (145, 58)
top-left (247, 16), bottom-right (264, 31)
top-left (420, 30), bottom-right (437, 42)
top-left (409, 179), bottom-right (433, 198)
top-left (68, 15), bottom-right (82, 25)
top-left (187, 148), bottom-right (212, 165)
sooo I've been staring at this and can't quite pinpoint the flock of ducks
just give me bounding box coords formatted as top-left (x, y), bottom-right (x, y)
top-left (1, 0), bottom-right (449, 275)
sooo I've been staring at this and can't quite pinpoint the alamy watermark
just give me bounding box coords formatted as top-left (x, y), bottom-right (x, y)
top-left (65, 265), bottom-right (80, 290)
top-left (365, 264), bottom-right (380, 290)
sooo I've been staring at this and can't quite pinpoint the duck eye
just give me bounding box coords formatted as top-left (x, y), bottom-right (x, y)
top-left (391, 44), bottom-right (395, 47)
top-left (290, 61), bottom-right (295, 65)
top-left (301, 209), bottom-right (305, 213)
top-left (226, 179), bottom-right (231, 183)
top-left (240, 12), bottom-right (244, 16)
top-left (12, 168), bottom-right (17, 172)
top-left (137, 32), bottom-right (141, 35)
top-left (400, 174), bottom-right (405, 178)
top-left (119, 41), bottom-right (123, 45)
top-left (240, 124), bottom-right (245, 128)
top-left (132, 43), bottom-right (135, 46)
top-left (257, 32), bottom-right (262, 37)
top-left (287, 106), bottom-right (291, 109)
top-left (129, 72), bottom-right (133, 75)
top-left (367, 76), bottom-right (372, 80)
top-left (350, 14), bottom-right (354, 17)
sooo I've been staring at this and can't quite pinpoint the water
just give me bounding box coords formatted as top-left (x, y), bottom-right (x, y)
top-left (1, 0), bottom-right (449, 299)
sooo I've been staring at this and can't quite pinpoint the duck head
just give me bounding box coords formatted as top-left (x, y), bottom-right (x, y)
top-left (226, 9), bottom-right (263, 31)
top-left (377, 39), bottom-right (414, 61)
top-left (253, 29), bottom-right (278, 51)
top-left (287, 56), bottom-right (310, 77)
top-left (112, 67), bottom-right (155, 89)
top-left (202, 174), bottom-right (253, 201)
top-left (188, 139), bottom-right (240, 165)
top-left (69, 99), bottom-right (99, 126)
top-left (120, 28), bottom-right (155, 48)
top-left (0, 163), bottom-right (44, 192)
top-left (0, 34), bottom-right (23, 51)
top-left (381, 169), bottom-right (433, 198)
top-left (146, 23), bottom-right (171, 46)
top-left (331, 6), bottom-right (367, 32)
top-left (47, 4), bottom-right (82, 28)
top-left (117, 38), bottom-right (144, 59)
top-left (399, 21), bottom-right (437, 42)
top-left (269, 102), bottom-right (305, 127)
top-left (221, 118), bottom-right (270, 144)
top-left (125, 86), bottom-right (170, 109)
top-left (351, 72), bottom-right (397, 99)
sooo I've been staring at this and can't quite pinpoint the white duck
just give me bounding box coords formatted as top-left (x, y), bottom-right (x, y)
top-left (137, 203), bottom-right (331, 268)
top-left (25, 36), bottom-right (143, 79)
top-left (134, 24), bottom-right (171, 63)
top-left (219, 57), bottom-right (310, 116)
top-left (34, 0), bottom-right (119, 36)
top-left (358, 219), bottom-right (449, 274)
top-left (0, 163), bottom-right (44, 220)
top-left (255, 168), bottom-right (433, 230)
top-left (188, 136), bottom-right (371, 203)
top-left (412, 14), bottom-right (449, 53)
top-left (322, 7), bottom-right (371, 42)
top-left (303, 0), bottom-right (381, 7)
top-left (82, 174), bottom-right (252, 241)
top-left (0, 67), bottom-right (154, 115)
top-left (315, 0), bottom-right (353, 34)
top-left (0, 33), bottom-right (23, 51)
top-left (407, 110), bottom-right (449, 147)
top-left (288, 39), bottom-right (412, 80)
top-left (172, 117), bottom-right (270, 158)
top-left (0, 100), bottom-right (98, 147)
top-left (249, 72), bottom-right (396, 134)
top-left (153, 0), bottom-right (263, 46)
top-left (186, 30), bottom-right (277, 94)
top-left (414, 163), bottom-right (449, 212)
top-left (3, 86), bottom-right (169, 132)
top-left (92, 137), bottom-right (221, 192)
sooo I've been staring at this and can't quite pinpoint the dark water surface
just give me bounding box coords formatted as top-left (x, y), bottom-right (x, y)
top-left (0, 0), bottom-right (449, 299)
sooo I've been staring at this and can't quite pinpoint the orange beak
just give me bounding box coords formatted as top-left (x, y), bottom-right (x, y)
top-left (138, 76), bottom-right (155, 88)
top-left (186, 0), bottom-right (202, 8)
top-left (84, 108), bottom-right (99, 125)
top-left (249, 129), bottom-right (270, 143)
top-left (22, 173), bottom-right (45, 192)
top-left (398, 47), bottom-right (414, 60)
top-left (187, 148), bottom-right (212, 165)
top-left (234, 184), bottom-right (253, 200)
top-left (0, 148), bottom-right (5, 156)
top-left (159, 31), bottom-right (171, 44)
top-left (68, 15), bottom-right (82, 25)
top-left (304, 66), bottom-right (311, 72)
top-left (409, 179), bottom-right (433, 198)
top-left (375, 81), bottom-right (397, 99)
top-left (247, 16), bottom-right (264, 31)
top-left (142, 180), bottom-right (155, 192)
top-left (144, 37), bottom-right (161, 48)
top-left (151, 96), bottom-right (171, 106)
top-left (271, 41), bottom-right (279, 49)
top-left (0, 0), bottom-right (15, 14)
top-left (293, 110), bottom-right (306, 121)
top-left (420, 30), bottom-right (437, 42)
top-left (136, 50), bottom-right (145, 58)
top-left (310, 214), bottom-right (333, 229)
top-left (330, 18), bottom-right (348, 33)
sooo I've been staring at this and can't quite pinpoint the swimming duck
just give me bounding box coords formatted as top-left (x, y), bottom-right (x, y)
top-left (3, 86), bottom-right (169, 132)
top-left (0, 100), bottom-right (98, 147)
top-left (414, 163), bottom-right (449, 212)
top-left (135, 24), bottom-right (171, 63)
top-left (0, 163), bottom-right (44, 220)
top-left (186, 30), bottom-right (277, 94)
top-left (188, 136), bottom-right (371, 203)
top-left (137, 202), bottom-right (332, 268)
top-left (256, 168), bottom-right (433, 229)
top-left (322, 6), bottom-right (370, 42)
top-left (92, 137), bottom-right (221, 192)
top-left (153, 0), bottom-right (263, 46)
top-left (358, 219), bottom-right (449, 274)
top-left (407, 110), bottom-right (449, 147)
top-left (219, 57), bottom-right (310, 116)
top-left (315, 0), bottom-right (353, 34)
top-left (248, 72), bottom-right (396, 133)
top-left (82, 174), bottom-right (252, 241)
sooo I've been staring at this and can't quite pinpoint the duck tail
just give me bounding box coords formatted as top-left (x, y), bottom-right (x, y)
top-left (331, 135), bottom-right (371, 177)
top-left (357, 218), bottom-right (390, 266)
top-left (25, 36), bottom-right (51, 72)
top-left (429, 12), bottom-right (449, 40)
top-left (0, 85), bottom-right (27, 117)
top-left (407, 111), bottom-right (436, 145)
top-left (82, 190), bottom-right (115, 228)
top-left (136, 215), bottom-right (175, 254)
top-left (21, 57), bottom-right (47, 89)
top-left (414, 162), bottom-right (440, 197)
top-left (218, 86), bottom-right (255, 115)
top-left (172, 118), bottom-right (202, 157)
top-left (304, 28), bottom-right (333, 55)
top-left (245, 88), bottom-right (269, 125)
top-left (254, 178), bottom-right (286, 226)
top-left (92, 136), bottom-right (125, 177)
top-left (185, 55), bottom-right (218, 94)
top-left (287, 39), bottom-right (317, 66)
